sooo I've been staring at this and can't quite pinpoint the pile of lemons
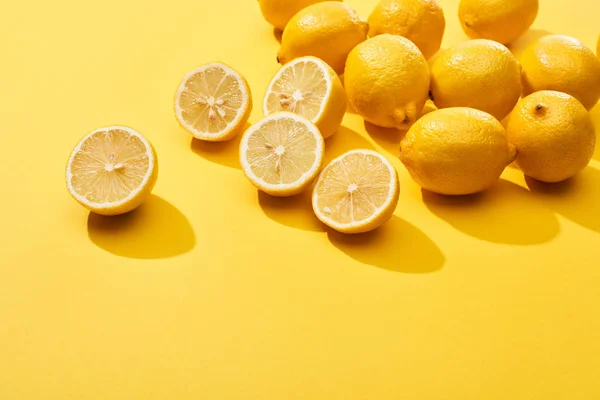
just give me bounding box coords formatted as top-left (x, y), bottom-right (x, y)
top-left (66, 0), bottom-right (600, 235)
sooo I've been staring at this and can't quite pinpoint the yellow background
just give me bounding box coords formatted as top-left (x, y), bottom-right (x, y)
top-left (1, 0), bottom-right (600, 398)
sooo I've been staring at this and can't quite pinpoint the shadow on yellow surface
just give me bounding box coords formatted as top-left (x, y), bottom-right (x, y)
top-left (273, 28), bottom-right (282, 44)
top-left (324, 125), bottom-right (376, 164)
top-left (591, 104), bottom-right (600, 160)
top-left (364, 122), bottom-right (405, 156)
top-left (508, 29), bottom-right (553, 59)
top-left (328, 215), bottom-right (445, 273)
top-left (363, 102), bottom-right (437, 155)
top-left (422, 180), bottom-right (560, 245)
top-left (258, 189), bottom-right (325, 232)
top-left (88, 195), bottom-right (195, 259)
top-left (525, 166), bottom-right (600, 234)
top-left (190, 123), bottom-right (249, 169)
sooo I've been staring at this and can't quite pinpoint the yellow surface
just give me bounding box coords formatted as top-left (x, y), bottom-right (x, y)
top-left (1, 0), bottom-right (599, 398)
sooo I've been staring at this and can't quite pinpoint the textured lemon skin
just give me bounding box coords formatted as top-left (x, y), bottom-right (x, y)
top-left (400, 107), bottom-right (515, 195)
top-left (458, 0), bottom-right (538, 45)
top-left (506, 91), bottom-right (596, 183)
top-left (258, 0), bottom-right (342, 31)
top-left (368, 0), bottom-right (445, 59)
top-left (344, 34), bottom-right (430, 129)
top-left (66, 132), bottom-right (159, 216)
top-left (278, 2), bottom-right (369, 75)
top-left (430, 39), bottom-right (522, 121)
top-left (521, 35), bottom-right (600, 111)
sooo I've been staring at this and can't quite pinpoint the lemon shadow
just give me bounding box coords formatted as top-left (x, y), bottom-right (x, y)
top-left (328, 215), bottom-right (445, 273)
top-left (591, 103), bottom-right (600, 160)
top-left (258, 189), bottom-right (325, 232)
top-left (190, 125), bottom-right (247, 170)
top-left (508, 29), bottom-right (553, 59)
top-left (273, 28), bottom-right (282, 44)
top-left (422, 180), bottom-right (560, 245)
top-left (525, 166), bottom-right (600, 234)
top-left (363, 101), bottom-right (437, 155)
top-left (88, 195), bottom-right (195, 259)
top-left (324, 125), bottom-right (376, 164)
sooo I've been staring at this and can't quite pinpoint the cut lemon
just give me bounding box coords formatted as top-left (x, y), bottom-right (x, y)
top-left (312, 149), bottom-right (399, 234)
top-left (263, 56), bottom-right (346, 139)
top-left (240, 112), bottom-right (325, 196)
top-left (66, 126), bottom-right (158, 216)
top-left (175, 63), bottom-right (252, 142)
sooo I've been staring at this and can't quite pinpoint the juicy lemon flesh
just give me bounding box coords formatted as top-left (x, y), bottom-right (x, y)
top-left (265, 60), bottom-right (328, 121)
top-left (246, 118), bottom-right (319, 185)
top-left (316, 153), bottom-right (392, 225)
top-left (70, 129), bottom-right (150, 204)
top-left (178, 67), bottom-right (244, 135)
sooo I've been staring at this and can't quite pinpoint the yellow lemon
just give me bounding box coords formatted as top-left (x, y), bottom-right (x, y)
top-left (344, 34), bottom-right (430, 129)
top-left (66, 126), bottom-right (158, 216)
top-left (597, 34), bottom-right (600, 57)
top-left (458, 0), bottom-right (538, 45)
top-left (175, 63), bottom-right (253, 142)
top-left (258, 0), bottom-right (342, 31)
top-left (400, 108), bottom-right (515, 195)
top-left (521, 35), bottom-right (600, 110)
top-left (430, 39), bottom-right (522, 121)
top-left (312, 149), bottom-right (399, 234)
top-left (240, 112), bottom-right (325, 196)
top-left (368, 0), bottom-right (445, 59)
top-left (506, 91), bottom-right (596, 183)
top-left (278, 2), bottom-right (368, 75)
top-left (263, 56), bottom-right (347, 139)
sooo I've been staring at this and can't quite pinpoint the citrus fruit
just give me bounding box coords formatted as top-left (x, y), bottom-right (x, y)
top-left (263, 56), bottom-right (347, 139)
top-left (458, 0), bottom-right (539, 45)
top-left (368, 0), bottom-right (445, 59)
top-left (400, 108), bottom-right (516, 195)
top-left (240, 112), bottom-right (324, 196)
top-left (312, 149), bottom-right (399, 234)
top-left (175, 63), bottom-right (252, 141)
top-left (258, 0), bottom-right (342, 31)
top-left (344, 34), bottom-right (430, 129)
top-left (429, 39), bottom-right (522, 121)
top-left (506, 91), bottom-right (596, 183)
top-left (520, 35), bottom-right (600, 110)
top-left (278, 2), bottom-right (368, 75)
top-left (66, 126), bottom-right (158, 216)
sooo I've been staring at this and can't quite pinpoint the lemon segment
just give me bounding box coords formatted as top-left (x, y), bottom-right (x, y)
top-left (264, 56), bottom-right (347, 139)
top-left (175, 63), bottom-right (252, 142)
top-left (240, 112), bottom-right (324, 196)
top-left (66, 126), bottom-right (158, 216)
top-left (312, 149), bottom-right (400, 234)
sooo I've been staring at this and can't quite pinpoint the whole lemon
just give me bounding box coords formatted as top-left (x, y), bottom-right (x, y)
top-left (400, 108), bottom-right (516, 195)
top-left (278, 2), bottom-right (368, 75)
top-left (458, 0), bottom-right (539, 45)
top-left (344, 34), bottom-right (430, 129)
top-left (521, 35), bottom-right (600, 110)
top-left (258, 0), bottom-right (342, 31)
top-left (506, 91), bottom-right (596, 183)
top-left (368, 0), bottom-right (445, 59)
top-left (430, 39), bottom-right (522, 121)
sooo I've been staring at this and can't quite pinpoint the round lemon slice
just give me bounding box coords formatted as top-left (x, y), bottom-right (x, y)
top-left (263, 56), bottom-right (347, 139)
top-left (312, 149), bottom-right (400, 234)
top-left (66, 126), bottom-right (158, 216)
top-left (240, 112), bottom-right (325, 196)
top-left (175, 63), bottom-right (252, 141)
